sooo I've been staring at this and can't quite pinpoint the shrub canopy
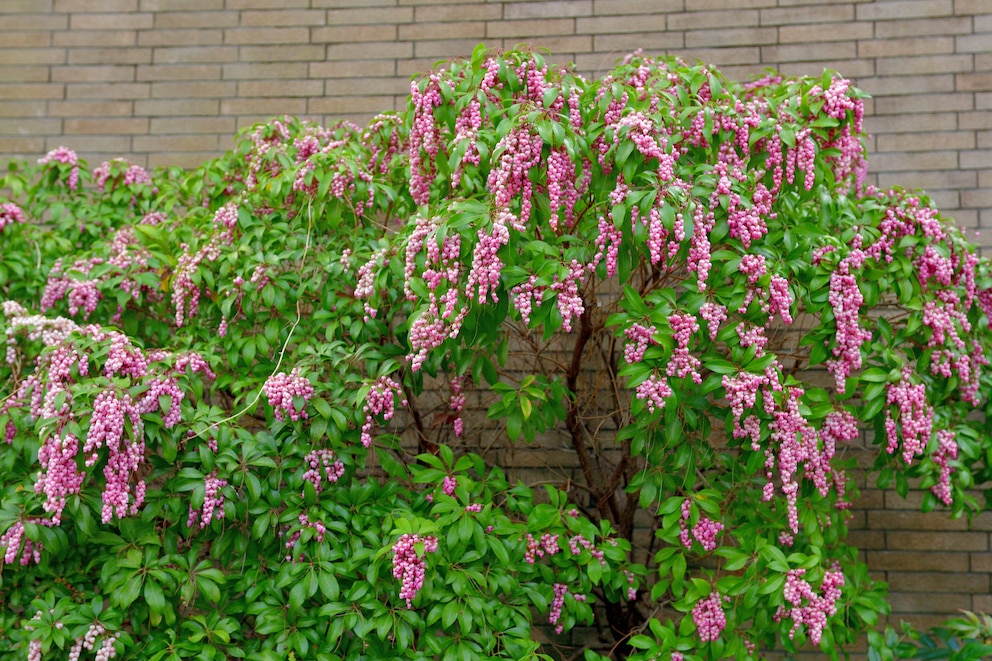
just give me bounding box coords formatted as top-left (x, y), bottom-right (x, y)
top-left (2, 46), bottom-right (991, 661)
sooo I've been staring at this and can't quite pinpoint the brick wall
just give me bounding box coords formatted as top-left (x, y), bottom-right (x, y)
top-left (1, 0), bottom-right (991, 647)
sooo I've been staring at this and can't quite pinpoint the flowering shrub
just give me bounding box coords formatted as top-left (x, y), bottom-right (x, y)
top-left (2, 46), bottom-right (992, 660)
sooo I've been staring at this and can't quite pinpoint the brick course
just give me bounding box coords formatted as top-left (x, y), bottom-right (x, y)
top-left (0, 0), bottom-right (991, 651)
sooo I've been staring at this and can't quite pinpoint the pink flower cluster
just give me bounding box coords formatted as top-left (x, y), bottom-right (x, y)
top-left (699, 302), bottom-right (727, 341)
top-left (301, 448), bottom-right (344, 496)
top-left (776, 568), bottom-right (844, 645)
top-left (360, 375), bottom-right (407, 448)
top-left (825, 243), bottom-right (870, 393)
top-left (623, 323), bottom-right (657, 364)
top-left (0, 202), bottom-right (24, 231)
top-left (68, 623), bottom-right (118, 661)
top-left (187, 471), bottom-right (227, 529)
top-left (449, 376), bottom-right (465, 437)
top-left (263, 369), bottom-right (314, 422)
top-left (35, 433), bottom-right (85, 525)
top-left (93, 159), bottom-right (151, 191)
top-left (549, 583), bottom-right (568, 634)
top-left (283, 513), bottom-right (327, 562)
top-left (38, 146), bottom-right (80, 190)
top-left (692, 592), bottom-right (728, 642)
top-left (524, 533), bottom-right (559, 564)
top-left (884, 369), bottom-right (934, 465)
top-left (392, 533), bottom-right (439, 607)
top-left (667, 313), bottom-right (701, 384)
top-left (636, 373), bottom-right (673, 413)
top-left (679, 499), bottom-right (724, 552)
top-left (930, 429), bottom-right (958, 506)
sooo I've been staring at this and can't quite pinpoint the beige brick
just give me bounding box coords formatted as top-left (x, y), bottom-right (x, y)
top-left (0, 136), bottom-right (47, 153)
top-left (867, 509), bottom-right (972, 531)
top-left (224, 27), bottom-right (311, 45)
top-left (856, 0), bottom-right (953, 21)
top-left (150, 81), bottom-right (236, 98)
top-left (0, 14), bottom-right (66, 30)
top-left (778, 58), bottom-right (875, 78)
top-left (132, 135), bottom-right (216, 152)
top-left (241, 10), bottom-right (327, 27)
top-left (64, 118), bottom-right (148, 135)
top-left (859, 36), bottom-right (955, 58)
top-left (876, 54), bottom-right (973, 76)
top-left (760, 4), bottom-right (854, 25)
top-left (237, 80), bottom-right (323, 97)
top-left (139, 29), bottom-right (224, 47)
top-left (46, 135), bottom-right (132, 153)
top-left (888, 592), bottom-right (972, 613)
top-left (48, 100), bottom-right (133, 117)
top-left (868, 551), bottom-right (969, 572)
top-left (592, 31), bottom-right (684, 53)
top-left (971, 552), bottom-right (992, 572)
top-left (147, 151), bottom-right (221, 168)
top-left (415, 38), bottom-right (493, 59)
top-left (978, 129), bottom-right (992, 148)
top-left (69, 13), bottom-right (153, 30)
top-left (978, 55), bottom-right (992, 72)
top-left (877, 131), bottom-right (975, 152)
top-left (220, 97), bottom-right (308, 115)
top-left (55, 0), bottom-right (137, 10)
top-left (403, 21), bottom-right (488, 40)
top-left (862, 74), bottom-right (956, 96)
top-left (960, 111), bottom-right (992, 130)
top-left (0, 101), bottom-right (47, 118)
top-left (888, 571), bottom-right (990, 594)
top-left (150, 117), bottom-right (234, 134)
top-left (151, 46), bottom-right (236, 64)
top-left (226, 0), bottom-right (308, 7)
top-left (688, 0), bottom-right (774, 8)
top-left (872, 151), bottom-right (959, 172)
top-left (69, 47), bottom-right (150, 65)
top-left (875, 15), bottom-right (971, 38)
top-left (960, 150), bottom-right (992, 169)
top-left (136, 64), bottom-right (222, 81)
top-left (307, 95), bottom-right (394, 114)
top-left (762, 42), bottom-right (857, 62)
top-left (4, 0), bottom-right (52, 11)
top-left (958, 73), bottom-right (992, 92)
top-left (0, 33), bottom-right (52, 48)
top-left (54, 30), bottom-right (138, 48)
top-left (975, 14), bottom-right (992, 32)
top-left (956, 34), bottom-right (992, 53)
top-left (140, 0), bottom-right (224, 9)
top-left (489, 18), bottom-right (576, 38)
top-left (323, 77), bottom-right (409, 96)
top-left (66, 82), bottom-right (149, 99)
top-left (134, 99), bottom-right (219, 116)
top-left (309, 24), bottom-right (399, 44)
top-left (309, 60), bottom-right (395, 79)
top-left (686, 27), bottom-right (776, 48)
top-left (0, 118), bottom-right (62, 135)
top-left (669, 9), bottom-right (758, 30)
top-left (962, 188), bottom-right (992, 207)
top-left (325, 7), bottom-right (413, 24)
top-left (153, 11), bottom-right (238, 29)
top-left (224, 62), bottom-right (309, 80)
top-left (877, 170), bottom-right (976, 189)
top-left (779, 21), bottom-right (874, 44)
top-left (51, 65), bottom-right (135, 83)
top-left (0, 66), bottom-right (50, 82)
top-left (681, 46), bottom-right (763, 67)
top-left (973, 594), bottom-right (992, 612)
top-left (0, 48), bottom-right (65, 65)
top-left (847, 530), bottom-right (886, 549)
top-left (508, 34), bottom-right (593, 55)
top-left (887, 531), bottom-right (988, 551)
top-left (325, 41), bottom-right (412, 60)
top-left (873, 92), bottom-right (972, 115)
top-left (415, 4), bottom-right (502, 21)
top-left (505, 1), bottom-right (592, 19)
top-left (238, 45), bottom-right (325, 62)
top-left (593, 0), bottom-right (683, 14)
top-left (954, 0), bottom-right (989, 12)
top-left (0, 84), bottom-right (63, 100)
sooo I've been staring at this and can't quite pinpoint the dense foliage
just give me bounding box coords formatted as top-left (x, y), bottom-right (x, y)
top-left (2, 46), bottom-right (991, 660)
